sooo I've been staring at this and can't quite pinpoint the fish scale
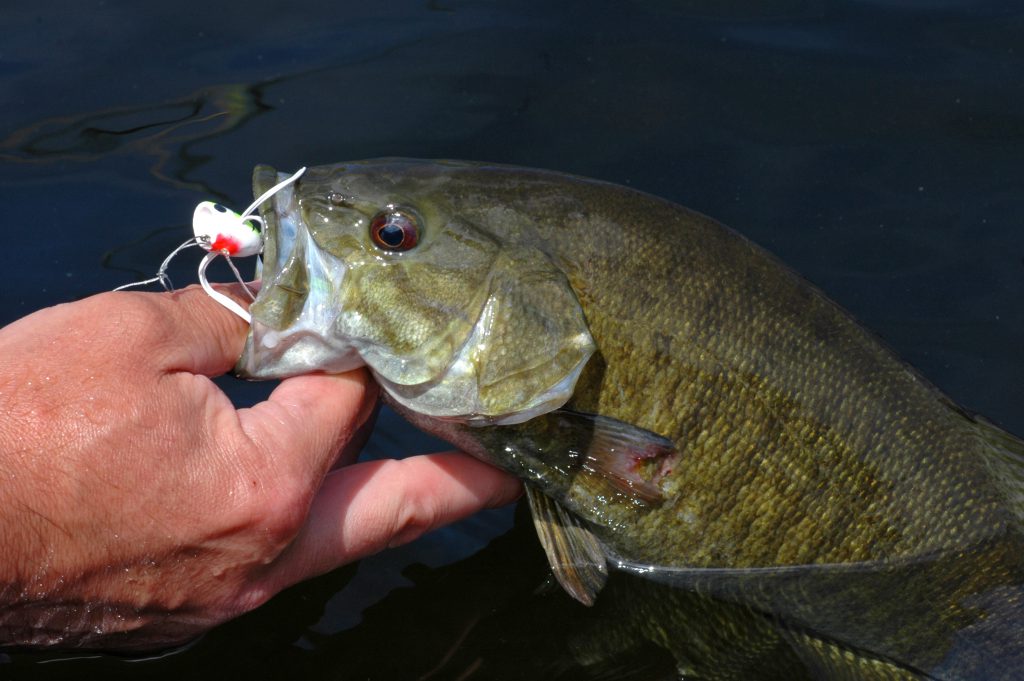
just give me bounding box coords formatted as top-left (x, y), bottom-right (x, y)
top-left (238, 159), bottom-right (1024, 679)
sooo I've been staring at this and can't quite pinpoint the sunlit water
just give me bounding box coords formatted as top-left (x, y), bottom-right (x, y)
top-left (1, 1), bottom-right (1022, 679)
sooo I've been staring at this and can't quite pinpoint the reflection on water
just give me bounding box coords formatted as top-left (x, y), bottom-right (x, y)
top-left (0, 83), bottom-right (269, 196)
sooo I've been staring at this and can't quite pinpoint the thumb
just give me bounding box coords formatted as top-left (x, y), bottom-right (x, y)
top-left (237, 369), bottom-right (379, 487)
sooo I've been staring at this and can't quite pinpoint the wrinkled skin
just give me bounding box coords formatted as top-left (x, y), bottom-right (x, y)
top-left (239, 159), bottom-right (1024, 679)
top-left (0, 286), bottom-right (520, 651)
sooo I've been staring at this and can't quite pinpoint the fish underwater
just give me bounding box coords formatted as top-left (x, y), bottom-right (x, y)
top-left (235, 159), bottom-right (1024, 680)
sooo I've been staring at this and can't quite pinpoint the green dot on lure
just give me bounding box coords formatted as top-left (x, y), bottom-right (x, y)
top-left (114, 167), bottom-right (306, 324)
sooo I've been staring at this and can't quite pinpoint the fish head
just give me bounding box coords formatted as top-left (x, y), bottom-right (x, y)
top-left (237, 159), bottom-right (595, 425)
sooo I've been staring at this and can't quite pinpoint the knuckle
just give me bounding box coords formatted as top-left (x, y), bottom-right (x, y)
top-left (228, 459), bottom-right (311, 551)
top-left (180, 440), bottom-right (314, 594)
top-left (387, 469), bottom-right (441, 547)
top-left (262, 488), bottom-right (311, 543)
top-left (92, 291), bottom-right (177, 356)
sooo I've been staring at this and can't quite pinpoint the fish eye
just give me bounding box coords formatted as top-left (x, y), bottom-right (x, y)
top-left (369, 209), bottom-right (420, 252)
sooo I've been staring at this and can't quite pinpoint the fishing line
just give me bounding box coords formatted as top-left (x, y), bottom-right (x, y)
top-left (114, 167), bottom-right (306, 324)
top-left (113, 236), bottom-right (199, 292)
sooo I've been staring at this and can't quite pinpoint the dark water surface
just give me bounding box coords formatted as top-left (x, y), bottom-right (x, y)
top-left (1, 1), bottom-right (1022, 679)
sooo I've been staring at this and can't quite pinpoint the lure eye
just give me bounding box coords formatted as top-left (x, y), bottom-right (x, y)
top-left (369, 209), bottom-right (420, 252)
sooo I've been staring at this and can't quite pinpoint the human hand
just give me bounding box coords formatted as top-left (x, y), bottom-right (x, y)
top-left (0, 286), bottom-right (521, 651)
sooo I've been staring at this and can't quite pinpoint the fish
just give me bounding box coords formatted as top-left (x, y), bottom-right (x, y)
top-left (235, 159), bottom-right (1024, 680)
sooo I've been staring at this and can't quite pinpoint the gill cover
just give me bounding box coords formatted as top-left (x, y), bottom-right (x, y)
top-left (237, 163), bottom-right (596, 426)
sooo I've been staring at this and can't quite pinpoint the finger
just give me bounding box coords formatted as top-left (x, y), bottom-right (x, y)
top-left (98, 285), bottom-right (253, 377)
top-left (236, 369), bottom-right (378, 485)
top-left (268, 451), bottom-right (523, 588)
top-left (159, 284), bottom-right (254, 376)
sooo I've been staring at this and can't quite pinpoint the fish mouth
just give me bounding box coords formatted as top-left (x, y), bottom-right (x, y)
top-left (235, 165), bottom-right (363, 379)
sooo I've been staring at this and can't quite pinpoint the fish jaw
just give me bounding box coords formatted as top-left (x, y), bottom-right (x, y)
top-left (236, 168), bottom-right (364, 379)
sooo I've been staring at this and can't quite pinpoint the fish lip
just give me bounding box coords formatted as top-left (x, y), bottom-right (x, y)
top-left (235, 165), bottom-right (363, 379)
top-left (251, 164), bottom-right (281, 291)
top-left (235, 166), bottom-right (284, 378)
top-left (234, 165), bottom-right (280, 379)
top-left (231, 164), bottom-right (286, 302)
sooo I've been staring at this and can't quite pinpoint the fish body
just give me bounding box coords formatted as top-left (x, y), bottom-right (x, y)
top-left (237, 159), bottom-right (1024, 679)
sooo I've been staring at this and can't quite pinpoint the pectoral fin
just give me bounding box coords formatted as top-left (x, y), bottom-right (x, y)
top-left (552, 410), bottom-right (680, 506)
top-left (525, 485), bottom-right (608, 606)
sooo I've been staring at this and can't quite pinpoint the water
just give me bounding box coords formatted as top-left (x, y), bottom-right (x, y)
top-left (1, 1), bottom-right (1022, 678)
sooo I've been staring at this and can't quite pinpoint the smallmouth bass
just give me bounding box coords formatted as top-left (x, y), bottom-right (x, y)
top-left (236, 159), bottom-right (1024, 680)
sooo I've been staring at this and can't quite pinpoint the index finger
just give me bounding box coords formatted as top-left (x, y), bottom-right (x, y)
top-left (105, 284), bottom-right (253, 377)
top-left (162, 284), bottom-right (254, 376)
top-left (268, 451), bottom-right (523, 589)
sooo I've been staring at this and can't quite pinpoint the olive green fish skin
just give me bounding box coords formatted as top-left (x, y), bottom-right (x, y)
top-left (258, 159), bottom-right (1018, 568)
top-left (241, 160), bottom-right (1024, 679)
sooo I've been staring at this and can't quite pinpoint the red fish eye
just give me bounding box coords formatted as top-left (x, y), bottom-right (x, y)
top-left (369, 210), bottom-right (420, 252)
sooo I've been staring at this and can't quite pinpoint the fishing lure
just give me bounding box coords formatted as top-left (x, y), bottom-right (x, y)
top-left (115, 167), bottom-right (306, 324)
